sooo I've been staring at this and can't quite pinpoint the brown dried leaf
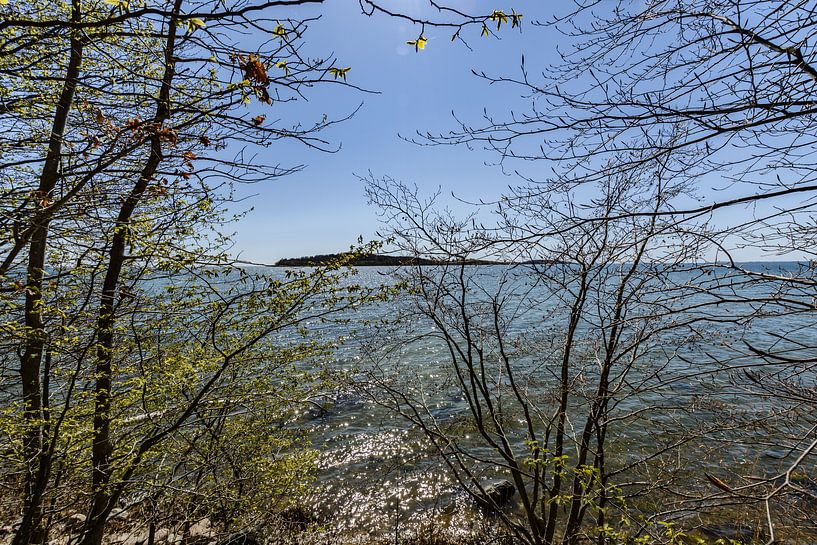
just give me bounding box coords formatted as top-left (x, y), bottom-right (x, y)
top-left (705, 473), bottom-right (733, 493)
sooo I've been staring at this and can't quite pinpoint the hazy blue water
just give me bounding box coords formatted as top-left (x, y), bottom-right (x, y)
top-left (272, 263), bottom-right (817, 538)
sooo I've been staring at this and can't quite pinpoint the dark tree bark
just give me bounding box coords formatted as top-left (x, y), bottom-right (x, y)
top-left (80, 3), bottom-right (182, 545)
top-left (13, 2), bottom-right (84, 543)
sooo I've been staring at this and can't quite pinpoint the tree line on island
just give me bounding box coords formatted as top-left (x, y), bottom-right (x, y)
top-left (273, 253), bottom-right (555, 266)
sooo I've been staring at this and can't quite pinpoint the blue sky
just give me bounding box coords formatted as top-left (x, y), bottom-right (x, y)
top-left (230, 0), bottom-right (558, 262)
top-left (226, 1), bottom-right (808, 263)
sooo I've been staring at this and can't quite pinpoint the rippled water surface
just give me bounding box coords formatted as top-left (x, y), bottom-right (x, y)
top-left (272, 264), bottom-right (817, 540)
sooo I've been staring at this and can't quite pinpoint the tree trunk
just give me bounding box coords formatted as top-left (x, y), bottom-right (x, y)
top-left (79, 3), bottom-right (181, 543)
top-left (12, 3), bottom-right (84, 543)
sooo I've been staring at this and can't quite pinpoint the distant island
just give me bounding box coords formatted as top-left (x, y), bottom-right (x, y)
top-left (274, 253), bottom-right (510, 267)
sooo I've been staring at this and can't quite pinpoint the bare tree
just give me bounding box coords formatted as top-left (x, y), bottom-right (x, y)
top-left (368, 1), bottom-right (817, 540)
top-left (360, 158), bottom-right (786, 543)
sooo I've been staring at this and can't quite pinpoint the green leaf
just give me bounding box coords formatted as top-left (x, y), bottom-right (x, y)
top-left (186, 18), bottom-right (206, 33)
top-left (490, 10), bottom-right (508, 30)
top-left (328, 67), bottom-right (351, 80)
top-left (406, 36), bottom-right (427, 52)
top-left (511, 9), bottom-right (523, 28)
